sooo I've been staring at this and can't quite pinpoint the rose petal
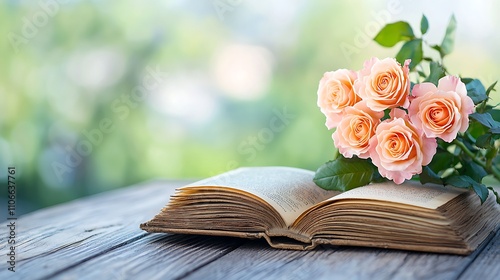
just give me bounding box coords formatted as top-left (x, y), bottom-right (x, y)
top-left (438, 75), bottom-right (467, 97)
top-left (369, 116), bottom-right (436, 184)
top-left (356, 57), bottom-right (410, 111)
top-left (317, 69), bottom-right (360, 129)
top-left (412, 82), bottom-right (437, 98)
top-left (409, 76), bottom-right (473, 143)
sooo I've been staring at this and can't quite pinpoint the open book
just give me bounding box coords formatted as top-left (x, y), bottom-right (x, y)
top-left (140, 167), bottom-right (500, 255)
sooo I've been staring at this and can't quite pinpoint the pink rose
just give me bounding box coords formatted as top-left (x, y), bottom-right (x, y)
top-left (332, 101), bottom-right (383, 159)
top-left (369, 109), bottom-right (437, 184)
top-left (355, 57), bottom-right (410, 112)
top-left (317, 69), bottom-right (361, 129)
top-left (408, 76), bottom-right (475, 142)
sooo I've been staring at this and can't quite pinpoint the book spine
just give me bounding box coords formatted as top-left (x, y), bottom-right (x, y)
top-left (262, 228), bottom-right (317, 250)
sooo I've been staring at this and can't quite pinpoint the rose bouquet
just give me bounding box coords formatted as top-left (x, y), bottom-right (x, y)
top-left (314, 15), bottom-right (500, 204)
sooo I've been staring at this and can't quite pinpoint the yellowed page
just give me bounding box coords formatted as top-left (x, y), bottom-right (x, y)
top-left (330, 180), bottom-right (467, 209)
top-left (183, 167), bottom-right (339, 226)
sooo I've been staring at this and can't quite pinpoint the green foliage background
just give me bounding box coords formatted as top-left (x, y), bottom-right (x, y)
top-left (1, 1), bottom-right (499, 215)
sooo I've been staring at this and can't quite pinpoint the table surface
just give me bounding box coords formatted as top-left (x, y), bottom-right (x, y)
top-left (1, 180), bottom-right (499, 280)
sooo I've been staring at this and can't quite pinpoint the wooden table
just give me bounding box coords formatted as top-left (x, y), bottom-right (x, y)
top-left (1, 180), bottom-right (498, 280)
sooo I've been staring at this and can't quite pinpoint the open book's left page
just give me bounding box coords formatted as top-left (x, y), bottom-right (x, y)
top-left (183, 167), bottom-right (338, 226)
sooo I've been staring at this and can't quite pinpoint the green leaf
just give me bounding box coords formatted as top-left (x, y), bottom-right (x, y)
top-left (465, 79), bottom-right (487, 104)
top-left (420, 166), bottom-right (443, 185)
top-left (488, 109), bottom-right (500, 121)
top-left (445, 175), bottom-right (472, 188)
top-left (420, 15), bottom-right (429, 35)
top-left (476, 131), bottom-right (500, 146)
top-left (313, 156), bottom-right (376, 192)
top-left (374, 21), bottom-right (415, 47)
top-left (486, 110), bottom-right (500, 133)
top-left (371, 170), bottom-right (386, 183)
top-left (440, 15), bottom-right (457, 56)
top-left (461, 77), bottom-right (474, 84)
top-left (428, 150), bottom-right (456, 172)
top-left (486, 81), bottom-right (497, 97)
top-left (489, 127), bottom-right (500, 134)
top-left (462, 161), bottom-right (488, 182)
top-left (487, 186), bottom-right (500, 204)
top-left (470, 112), bottom-right (500, 129)
top-left (472, 183), bottom-right (489, 204)
top-left (468, 120), bottom-right (488, 138)
top-left (424, 61), bottom-right (445, 86)
top-left (431, 44), bottom-right (441, 54)
top-left (476, 133), bottom-right (494, 149)
top-left (445, 175), bottom-right (489, 204)
top-left (396, 39), bottom-right (423, 70)
top-left (382, 109), bottom-right (391, 121)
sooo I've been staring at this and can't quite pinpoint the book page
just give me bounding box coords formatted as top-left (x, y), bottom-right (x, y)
top-left (330, 180), bottom-right (467, 209)
top-left (184, 167), bottom-right (339, 226)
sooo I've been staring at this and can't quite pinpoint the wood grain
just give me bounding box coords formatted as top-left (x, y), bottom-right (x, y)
top-left (0, 179), bottom-right (498, 280)
top-left (52, 234), bottom-right (243, 280)
top-left (0, 180), bottom-right (190, 279)
top-left (458, 229), bottom-right (500, 279)
top-left (183, 240), bottom-right (492, 280)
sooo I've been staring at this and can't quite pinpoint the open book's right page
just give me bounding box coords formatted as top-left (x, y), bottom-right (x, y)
top-left (330, 181), bottom-right (467, 209)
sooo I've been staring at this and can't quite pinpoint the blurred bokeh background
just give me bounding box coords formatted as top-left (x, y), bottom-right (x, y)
top-left (1, 0), bottom-right (499, 216)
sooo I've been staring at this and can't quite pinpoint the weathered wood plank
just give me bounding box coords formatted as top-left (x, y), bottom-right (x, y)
top-left (183, 236), bottom-right (498, 280)
top-left (1, 179), bottom-right (498, 280)
top-left (458, 229), bottom-right (500, 279)
top-left (0, 180), bottom-right (195, 279)
top-left (51, 234), bottom-right (243, 280)
top-left (49, 228), bottom-right (497, 280)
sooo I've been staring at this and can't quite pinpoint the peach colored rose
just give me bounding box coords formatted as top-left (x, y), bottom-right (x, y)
top-left (332, 101), bottom-right (383, 159)
top-left (369, 109), bottom-right (437, 184)
top-left (317, 69), bottom-right (361, 129)
top-left (355, 57), bottom-right (410, 112)
top-left (408, 76), bottom-right (475, 143)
